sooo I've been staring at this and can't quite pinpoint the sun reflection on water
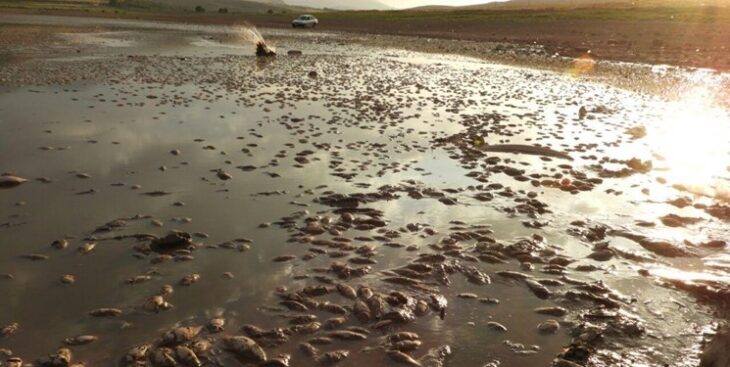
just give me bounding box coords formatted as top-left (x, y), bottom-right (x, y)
top-left (647, 84), bottom-right (730, 198)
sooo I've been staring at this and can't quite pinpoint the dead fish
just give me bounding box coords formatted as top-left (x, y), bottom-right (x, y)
top-left (328, 330), bottom-right (367, 341)
top-left (0, 175), bottom-right (28, 189)
top-left (486, 322), bottom-right (508, 332)
top-left (299, 342), bottom-right (319, 358)
top-left (273, 255), bottom-right (297, 262)
top-left (387, 350), bottom-right (421, 366)
top-left (477, 144), bottom-right (573, 160)
top-left (89, 308), bottom-right (122, 317)
top-left (207, 317), bottom-right (225, 333)
top-left (143, 295), bottom-right (172, 313)
top-left (6, 357), bottom-right (23, 367)
top-left (63, 335), bottom-right (98, 346)
top-left (216, 169), bottom-right (232, 180)
top-left (525, 279), bottom-right (551, 299)
top-left (260, 354), bottom-right (291, 367)
top-left (223, 336), bottom-right (267, 362)
top-left (60, 274), bottom-right (76, 284)
top-left (151, 347), bottom-right (177, 367)
top-left (428, 294), bottom-right (447, 320)
top-left (388, 332), bottom-right (420, 343)
top-left (142, 191), bottom-right (172, 197)
top-left (78, 242), bottom-right (96, 254)
top-left (390, 340), bottom-right (422, 352)
top-left (323, 317), bottom-right (346, 330)
top-left (1, 323), bottom-right (18, 337)
top-left (537, 320), bottom-right (560, 334)
top-left (281, 300), bottom-right (309, 312)
top-left (161, 326), bottom-right (202, 345)
top-left (126, 275), bottom-right (152, 285)
top-left (22, 254), bottom-right (49, 261)
top-left (175, 346), bottom-right (202, 367)
top-left (336, 283), bottom-right (357, 299)
top-left (122, 344), bottom-right (151, 366)
top-left (46, 348), bottom-right (73, 366)
top-left (353, 300), bottom-right (371, 322)
top-left (534, 306), bottom-right (567, 317)
top-left (51, 239), bottom-right (68, 250)
top-left (315, 350), bottom-right (349, 365)
top-left (180, 274), bottom-right (200, 286)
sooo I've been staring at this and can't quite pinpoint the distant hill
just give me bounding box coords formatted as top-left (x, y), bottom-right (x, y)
top-left (411, 0), bottom-right (730, 10)
top-left (138, 0), bottom-right (292, 12)
top-left (478, 0), bottom-right (729, 8)
top-left (282, 0), bottom-right (391, 10)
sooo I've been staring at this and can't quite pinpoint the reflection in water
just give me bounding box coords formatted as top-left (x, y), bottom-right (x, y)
top-left (0, 14), bottom-right (729, 367)
top-left (648, 84), bottom-right (730, 196)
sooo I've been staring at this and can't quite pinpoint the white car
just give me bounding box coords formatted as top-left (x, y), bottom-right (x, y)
top-left (292, 15), bottom-right (319, 28)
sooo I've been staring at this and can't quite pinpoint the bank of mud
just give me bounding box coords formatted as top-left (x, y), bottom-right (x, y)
top-left (1, 14), bottom-right (730, 367)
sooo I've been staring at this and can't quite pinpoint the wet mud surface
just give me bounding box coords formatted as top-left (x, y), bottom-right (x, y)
top-left (1, 14), bottom-right (730, 367)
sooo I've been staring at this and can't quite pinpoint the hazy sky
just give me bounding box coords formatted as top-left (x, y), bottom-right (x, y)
top-left (381, 0), bottom-right (495, 7)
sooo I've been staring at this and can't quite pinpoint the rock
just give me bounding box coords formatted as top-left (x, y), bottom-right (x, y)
top-left (223, 336), bottom-right (267, 362)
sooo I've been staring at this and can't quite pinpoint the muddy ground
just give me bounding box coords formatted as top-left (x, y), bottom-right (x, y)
top-left (3, 7), bottom-right (730, 72)
top-left (1, 13), bottom-right (730, 367)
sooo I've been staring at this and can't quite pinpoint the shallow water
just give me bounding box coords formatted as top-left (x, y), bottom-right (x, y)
top-left (1, 14), bottom-right (730, 367)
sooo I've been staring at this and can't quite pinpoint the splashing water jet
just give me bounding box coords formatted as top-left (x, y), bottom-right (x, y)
top-left (229, 24), bottom-right (275, 57)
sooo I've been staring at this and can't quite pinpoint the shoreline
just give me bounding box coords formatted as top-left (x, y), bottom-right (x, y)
top-left (1, 6), bottom-right (730, 72)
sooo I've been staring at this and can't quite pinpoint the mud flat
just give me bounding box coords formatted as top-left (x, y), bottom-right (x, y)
top-left (1, 14), bottom-right (730, 367)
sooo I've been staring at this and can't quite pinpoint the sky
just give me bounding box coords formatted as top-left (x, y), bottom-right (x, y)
top-left (380, 0), bottom-right (495, 7)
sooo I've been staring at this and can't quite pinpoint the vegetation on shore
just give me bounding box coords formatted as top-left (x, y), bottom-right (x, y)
top-left (1, 0), bottom-right (729, 23)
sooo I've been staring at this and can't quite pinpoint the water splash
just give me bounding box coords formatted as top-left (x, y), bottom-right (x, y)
top-left (229, 23), bottom-right (275, 56)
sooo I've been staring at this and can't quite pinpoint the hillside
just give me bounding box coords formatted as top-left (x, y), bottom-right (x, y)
top-left (467, 0), bottom-right (730, 9)
top-left (412, 0), bottom-right (730, 10)
top-left (141, 0), bottom-right (289, 12)
top-left (282, 0), bottom-right (391, 10)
